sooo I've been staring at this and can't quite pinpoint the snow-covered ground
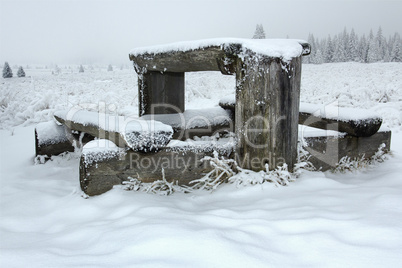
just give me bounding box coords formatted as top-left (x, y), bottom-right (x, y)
top-left (1, 63), bottom-right (402, 267)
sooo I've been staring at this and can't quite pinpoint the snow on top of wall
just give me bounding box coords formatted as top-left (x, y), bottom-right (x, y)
top-left (167, 136), bottom-right (235, 155)
top-left (219, 96), bottom-right (382, 124)
top-left (219, 94), bottom-right (236, 107)
top-left (82, 139), bottom-right (127, 166)
top-left (35, 120), bottom-right (69, 146)
top-left (54, 110), bottom-right (173, 134)
top-left (54, 109), bottom-right (173, 151)
top-left (130, 38), bottom-right (305, 61)
top-left (299, 102), bottom-right (382, 122)
top-left (299, 125), bottom-right (346, 138)
top-left (142, 107), bottom-right (232, 129)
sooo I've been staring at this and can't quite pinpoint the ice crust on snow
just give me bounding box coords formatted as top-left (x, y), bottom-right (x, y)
top-left (142, 107), bottom-right (232, 129)
top-left (130, 38), bottom-right (305, 62)
top-left (35, 121), bottom-right (69, 146)
top-left (82, 139), bottom-right (126, 165)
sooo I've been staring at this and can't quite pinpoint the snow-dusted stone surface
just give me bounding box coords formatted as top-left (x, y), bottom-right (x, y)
top-left (167, 136), bottom-right (235, 156)
top-left (302, 128), bottom-right (391, 171)
top-left (130, 38), bottom-right (309, 62)
top-left (218, 94), bottom-right (383, 137)
top-left (35, 121), bottom-right (69, 146)
top-left (130, 38), bottom-right (310, 73)
top-left (299, 102), bottom-right (382, 122)
top-left (142, 107), bottom-right (233, 140)
top-left (80, 141), bottom-right (231, 196)
top-left (54, 110), bottom-right (173, 151)
top-left (299, 102), bottom-right (383, 137)
top-left (35, 121), bottom-right (75, 157)
top-left (218, 93), bottom-right (236, 109)
top-left (298, 125), bottom-right (346, 138)
top-left (80, 139), bottom-right (127, 195)
top-left (82, 139), bottom-right (127, 166)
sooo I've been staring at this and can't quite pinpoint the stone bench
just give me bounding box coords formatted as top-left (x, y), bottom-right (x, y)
top-left (33, 37), bottom-right (392, 196)
top-left (219, 94), bottom-right (383, 137)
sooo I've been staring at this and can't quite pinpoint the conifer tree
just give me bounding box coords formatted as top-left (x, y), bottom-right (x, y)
top-left (324, 36), bottom-right (334, 63)
top-left (107, 64), bottom-right (113, 71)
top-left (359, 34), bottom-right (369, 63)
top-left (367, 29), bottom-right (380, 63)
top-left (313, 49), bottom-right (324, 64)
top-left (252, 24), bottom-right (266, 39)
top-left (306, 33), bottom-right (316, 64)
top-left (79, 64), bottom-right (84, 73)
top-left (333, 34), bottom-right (347, 62)
top-left (390, 36), bottom-right (401, 62)
top-left (376, 26), bottom-right (386, 60)
top-left (2, 62), bottom-right (13, 78)
top-left (349, 29), bottom-right (360, 61)
top-left (17, 66), bottom-right (25, 77)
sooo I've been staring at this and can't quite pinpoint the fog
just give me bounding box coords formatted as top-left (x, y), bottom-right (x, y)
top-left (1, 0), bottom-right (401, 65)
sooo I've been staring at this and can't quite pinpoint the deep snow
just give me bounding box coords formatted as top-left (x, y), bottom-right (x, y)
top-left (1, 63), bottom-right (402, 267)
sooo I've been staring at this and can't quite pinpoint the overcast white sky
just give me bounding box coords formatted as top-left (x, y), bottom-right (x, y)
top-left (1, 0), bottom-right (401, 65)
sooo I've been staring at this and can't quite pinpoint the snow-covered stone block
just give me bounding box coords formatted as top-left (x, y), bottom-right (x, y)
top-left (299, 102), bottom-right (382, 137)
top-left (79, 138), bottom-right (235, 196)
top-left (218, 95), bottom-right (383, 137)
top-left (301, 127), bottom-right (391, 171)
top-left (35, 121), bottom-right (75, 158)
top-left (54, 110), bottom-right (173, 152)
top-left (129, 38), bottom-right (310, 73)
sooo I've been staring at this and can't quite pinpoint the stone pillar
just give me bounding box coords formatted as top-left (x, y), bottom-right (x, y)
top-left (138, 71), bottom-right (185, 115)
top-left (235, 55), bottom-right (302, 172)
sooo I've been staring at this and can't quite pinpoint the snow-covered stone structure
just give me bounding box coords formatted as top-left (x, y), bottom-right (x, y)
top-left (130, 38), bottom-right (311, 172)
top-left (34, 38), bottom-right (391, 196)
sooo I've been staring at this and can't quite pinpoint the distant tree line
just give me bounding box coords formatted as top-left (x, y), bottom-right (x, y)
top-left (304, 27), bottom-right (401, 64)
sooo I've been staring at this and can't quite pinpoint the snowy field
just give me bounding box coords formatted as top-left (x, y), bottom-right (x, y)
top-left (1, 63), bottom-right (402, 267)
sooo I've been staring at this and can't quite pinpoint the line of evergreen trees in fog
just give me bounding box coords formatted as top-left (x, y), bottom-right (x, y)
top-left (304, 27), bottom-right (401, 64)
